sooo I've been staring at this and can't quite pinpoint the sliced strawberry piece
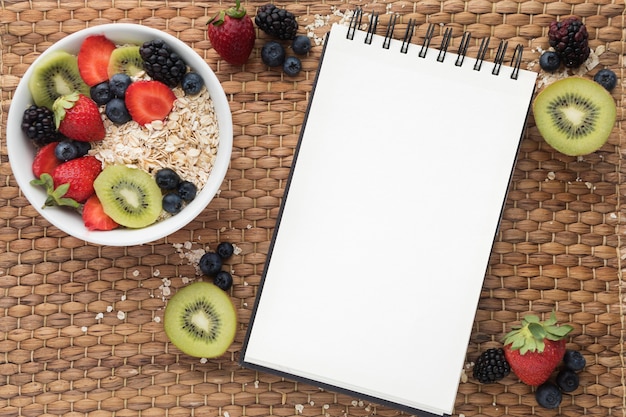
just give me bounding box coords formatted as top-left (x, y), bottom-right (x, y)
top-left (83, 195), bottom-right (119, 231)
top-left (77, 35), bottom-right (116, 86)
top-left (125, 80), bottom-right (177, 126)
top-left (51, 155), bottom-right (102, 203)
top-left (32, 142), bottom-right (62, 178)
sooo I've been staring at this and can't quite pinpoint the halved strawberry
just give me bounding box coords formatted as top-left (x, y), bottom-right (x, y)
top-left (125, 80), bottom-right (177, 126)
top-left (77, 35), bottom-right (117, 86)
top-left (32, 142), bottom-right (62, 178)
top-left (83, 195), bottom-right (119, 231)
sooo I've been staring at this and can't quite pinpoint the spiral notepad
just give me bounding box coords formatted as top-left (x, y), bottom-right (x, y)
top-left (242, 10), bottom-right (538, 417)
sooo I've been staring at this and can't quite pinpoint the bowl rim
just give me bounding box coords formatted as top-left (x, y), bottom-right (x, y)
top-left (6, 23), bottom-right (232, 246)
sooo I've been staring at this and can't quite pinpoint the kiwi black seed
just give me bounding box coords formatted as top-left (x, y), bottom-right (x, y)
top-left (93, 165), bottom-right (162, 228)
top-left (107, 45), bottom-right (144, 78)
top-left (533, 77), bottom-right (616, 156)
top-left (164, 281), bottom-right (237, 358)
top-left (28, 50), bottom-right (91, 109)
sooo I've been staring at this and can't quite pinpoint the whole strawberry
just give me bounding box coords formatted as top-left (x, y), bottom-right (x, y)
top-left (53, 92), bottom-right (105, 142)
top-left (31, 156), bottom-right (102, 207)
top-left (503, 311), bottom-right (573, 386)
top-left (207, 0), bottom-right (256, 65)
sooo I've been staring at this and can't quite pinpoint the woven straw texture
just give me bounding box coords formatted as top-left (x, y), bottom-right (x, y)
top-left (1, 1), bottom-right (625, 416)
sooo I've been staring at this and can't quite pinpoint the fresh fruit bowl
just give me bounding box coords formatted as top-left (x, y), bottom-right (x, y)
top-left (7, 24), bottom-right (232, 246)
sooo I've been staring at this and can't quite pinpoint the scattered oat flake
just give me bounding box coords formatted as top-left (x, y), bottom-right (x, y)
top-left (117, 311), bottom-right (126, 320)
top-left (254, 380), bottom-right (259, 388)
top-left (295, 404), bottom-right (304, 413)
top-left (121, 294), bottom-right (126, 301)
top-left (200, 358), bottom-right (208, 364)
top-left (232, 244), bottom-right (243, 255)
top-left (106, 305), bottom-right (113, 313)
top-left (81, 326), bottom-right (88, 332)
top-left (223, 412), bottom-right (229, 417)
top-left (95, 312), bottom-right (104, 320)
top-left (132, 270), bottom-right (140, 277)
top-left (154, 316), bottom-right (161, 323)
top-left (547, 171), bottom-right (556, 180)
top-left (153, 269), bottom-right (160, 277)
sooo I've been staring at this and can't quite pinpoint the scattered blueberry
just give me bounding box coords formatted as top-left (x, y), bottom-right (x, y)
top-left (155, 168), bottom-right (181, 190)
top-left (54, 140), bottom-right (79, 161)
top-left (181, 72), bottom-right (204, 95)
top-left (199, 252), bottom-right (222, 277)
top-left (73, 140), bottom-right (91, 157)
top-left (556, 369), bottom-right (579, 392)
top-left (105, 98), bottom-right (132, 124)
top-left (261, 41), bottom-right (286, 67)
top-left (178, 180), bottom-right (197, 202)
top-left (90, 81), bottom-right (112, 105)
top-left (283, 56), bottom-right (302, 76)
top-left (162, 193), bottom-right (183, 214)
top-left (109, 73), bottom-right (133, 98)
top-left (216, 242), bottom-right (234, 259)
top-left (214, 270), bottom-right (233, 291)
top-left (539, 51), bottom-right (561, 72)
top-left (563, 350), bottom-right (586, 372)
top-left (535, 382), bottom-right (562, 409)
top-left (292, 35), bottom-right (311, 55)
top-left (593, 68), bottom-right (617, 91)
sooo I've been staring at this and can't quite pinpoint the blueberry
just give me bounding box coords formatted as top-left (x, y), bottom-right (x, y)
top-left (214, 270), bottom-right (233, 291)
top-left (54, 140), bottom-right (79, 161)
top-left (155, 168), bottom-right (181, 190)
top-left (178, 180), bottom-right (197, 202)
top-left (292, 35), bottom-right (311, 55)
top-left (105, 98), bottom-right (132, 124)
top-left (261, 41), bottom-right (286, 67)
top-left (199, 252), bottom-right (222, 277)
top-left (563, 350), bottom-right (586, 372)
top-left (73, 140), bottom-right (91, 157)
top-left (283, 56), bottom-right (302, 76)
top-left (535, 382), bottom-right (562, 409)
top-left (216, 242), bottom-right (234, 259)
top-left (90, 81), bottom-right (112, 105)
top-left (556, 369), bottom-right (579, 392)
top-left (593, 68), bottom-right (617, 91)
top-left (109, 73), bottom-right (132, 98)
top-left (162, 193), bottom-right (183, 214)
top-left (539, 51), bottom-right (561, 72)
top-left (181, 72), bottom-right (204, 95)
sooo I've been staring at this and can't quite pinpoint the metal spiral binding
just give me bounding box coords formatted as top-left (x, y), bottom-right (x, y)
top-left (365, 11), bottom-right (379, 45)
top-left (455, 32), bottom-right (471, 66)
top-left (510, 44), bottom-right (523, 80)
top-left (383, 14), bottom-right (398, 49)
top-left (492, 40), bottom-right (508, 75)
top-left (401, 19), bottom-right (416, 54)
top-left (473, 37), bottom-right (490, 71)
top-left (347, 8), bottom-right (363, 40)
top-left (437, 27), bottom-right (452, 62)
top-left (419, 23), bottom-right (435, 58)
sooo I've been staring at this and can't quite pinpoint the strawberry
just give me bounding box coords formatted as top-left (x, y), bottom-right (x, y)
top-left (32, 142), bottom-right (62, 178)
top-left (503, 311), bottom-right (573, 386)
top-left (77, 34), bottom-right (117, 86)
top-left (207, 0), bottom-right (256, 65)
top-left (53, 92), bottom-right (105, 142)
top-left (31, 156), bottom-right (102, 207)
top-left (83, 195), bottom-right (119, 231)
top-left (125, 80), bottom-right (176, 126)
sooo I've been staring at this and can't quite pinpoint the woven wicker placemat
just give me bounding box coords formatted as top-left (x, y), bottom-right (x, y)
top-left (1, 1), bottom-right (624, 416)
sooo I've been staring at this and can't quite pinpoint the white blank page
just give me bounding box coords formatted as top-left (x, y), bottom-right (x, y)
top-left (242, 23), bottom-right (537, 416)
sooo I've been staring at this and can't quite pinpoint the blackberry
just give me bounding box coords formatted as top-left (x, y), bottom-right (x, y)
top-left (255, 4), bottom-right (298, 40)
top-left (139, 39), bottom-right (187, 88)
top-left (473, 348), bottom-right (510, 384)
top-left (548, 17), bottom-right (590, 68)
top-left (21, 105), bottom-right (59, 146)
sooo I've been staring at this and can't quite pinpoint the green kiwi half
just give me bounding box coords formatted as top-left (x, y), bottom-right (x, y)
top-left (107, 45), bottom-right (144, 78)
top-left (164, 281), bottom-right (237, 358)
top-left (533, 77), bottom-right (616, 156)
top-left (28, 50), bottom-right (91, 109)
top-left (93, 165), bottom-right (162, 228)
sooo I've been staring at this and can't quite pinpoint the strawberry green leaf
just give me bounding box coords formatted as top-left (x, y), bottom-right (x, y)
top-left (523, 314), bottom-right (540, 324)
top-left (528, 322), bottom-right (547, 339)
top-left (30, 174), bottom-right (80, 209)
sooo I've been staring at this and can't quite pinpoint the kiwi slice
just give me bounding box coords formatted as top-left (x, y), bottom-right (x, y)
top-left (28, 50), bottom-right (91, 109)
top-left (107, 45), bottom-right (144, 78)
top-left (93, 165), bottom-right (162, 228)
top-left (164, 281), bottom-right (237, 358)
top-left (533, 77), bottom-right (616, 156)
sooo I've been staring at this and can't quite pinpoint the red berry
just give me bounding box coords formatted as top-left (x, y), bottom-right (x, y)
top-left (125, 80), bottom-right (177, 126)
top-left (51, 155), bottom-right (102, 203)
top-left (208, 0), bottom-right (256, 65)
top-left (77, 35), bottom-right (117, 86)
top-left (32, 142), bottom-right (62, 178)
top-left (83, 195), bottom-right (119, 231)
top-left (53, 92), bottom-right (105, 142)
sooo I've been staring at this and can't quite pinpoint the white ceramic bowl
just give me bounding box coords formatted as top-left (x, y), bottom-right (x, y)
top-left (7, 24), bottom-right (232, 246)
